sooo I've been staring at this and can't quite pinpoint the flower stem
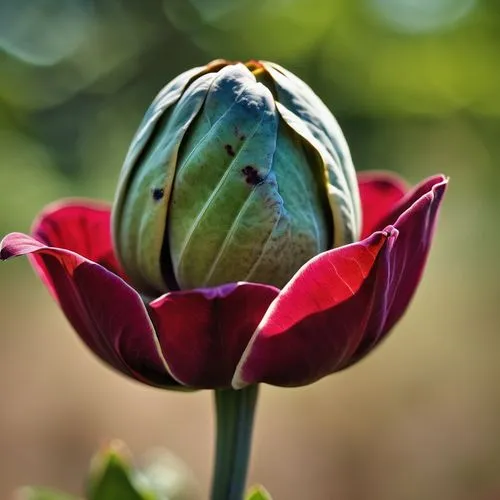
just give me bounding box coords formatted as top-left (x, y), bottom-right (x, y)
top-left (210, 384), bottom-right (259, 500)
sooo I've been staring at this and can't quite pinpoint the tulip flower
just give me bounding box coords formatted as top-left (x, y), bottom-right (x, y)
top-left (0, 60), bottom-right (447, 390)
top-left (0, 171), bottom-right (446, 389)
top-left (0, 60), bottom-right (447, 500)
top-left (0, 173), bottom-right (447, 388)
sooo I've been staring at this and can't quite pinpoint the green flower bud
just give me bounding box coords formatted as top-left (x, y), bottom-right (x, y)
top-left (113, 60), bottom-right (361, 293)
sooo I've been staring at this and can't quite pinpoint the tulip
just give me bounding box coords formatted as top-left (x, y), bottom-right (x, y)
top-left (0, 60), bottom-right (447, 500)
top-left (0, 171), bottom-right (446, 387)
top-left (0, 172), bottom-right (446, 498)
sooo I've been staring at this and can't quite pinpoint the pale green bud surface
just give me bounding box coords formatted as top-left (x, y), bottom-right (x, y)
top-left (112, 60), bottom-right (361, 293)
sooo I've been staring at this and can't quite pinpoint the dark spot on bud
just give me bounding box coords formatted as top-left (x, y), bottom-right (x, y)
top-left (242, 165), bottom-right (264, 186)
top-left (225, 144), bottom-right (235, 157)
top-left (151, 187), bottom-right (164, 201)
top-left (233, 125), bottom-right (246, 141)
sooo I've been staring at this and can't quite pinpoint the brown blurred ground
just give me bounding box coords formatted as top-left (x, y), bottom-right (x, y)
top-left (1, 1), bottom-right (500, 499)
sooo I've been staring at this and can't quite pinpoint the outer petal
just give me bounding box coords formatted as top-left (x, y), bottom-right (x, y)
top-left (32, 199), bottom-right (125, 279)
top-left (232, 231), bottom-right (391, 388)
top-left (373, 174), bottom-right (447, 233)
top-left (348, 175), bottom-right (448, 363)
top-left (0, 232), bottom-right (177, 387)
top-left (357, 171), bottom-right (408, 239)
top-left (234, 176), bottom-right (447, 387)
top-left (148, 282), bottom-right (279, 388)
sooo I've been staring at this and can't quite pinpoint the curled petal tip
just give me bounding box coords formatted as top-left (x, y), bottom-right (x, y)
top-left (0, 233), bottom-right (16, 260)
top-left (428, 173), bottom-right (448, 192)
top-left (433, 176), bottom-right (449, 204)
top-left (0, 240), bottom-right (11, 260)
top-left (435, 174), bottom-right (449, 190)
top-left (1, 233), bottom-right (39, 260)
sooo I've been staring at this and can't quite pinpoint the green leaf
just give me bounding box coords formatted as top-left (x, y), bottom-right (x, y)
top-left (246, 485), bottom-right (273, 500)
top-left (14, 486), bottom-right (80, 500)
top-left (88, 455), bottom-right (147, 500)
top-left (86, 441), bottom-right (154, 500)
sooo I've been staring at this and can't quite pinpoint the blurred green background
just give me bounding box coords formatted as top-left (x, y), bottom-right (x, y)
top-left (0, 0), bottom-right (499, 499)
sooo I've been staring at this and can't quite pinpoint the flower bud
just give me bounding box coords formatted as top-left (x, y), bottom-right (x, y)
top-left (113, 60), bottom-right (361, 293)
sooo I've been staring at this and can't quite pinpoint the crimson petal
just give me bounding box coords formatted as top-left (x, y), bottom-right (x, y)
top-left (368, 174), bottom-right (446, 237)
top-left (233, 230), bottom-right (390, 388)
top-left (234, 176), bottom-right (447, 387)
top-left (31, 199), bottom-right (126, 279)
top-left (347, 175), bottom-right (448, 364)
top-left (357, 171), bottom-right (408, 239)
top-left (0, 233), bottom-right (177, 388)
top-left (148, 282), bottom-right (279, 388)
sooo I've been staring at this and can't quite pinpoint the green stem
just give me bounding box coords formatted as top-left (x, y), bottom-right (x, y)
top-left (210, 384), bottom-right (259, 500)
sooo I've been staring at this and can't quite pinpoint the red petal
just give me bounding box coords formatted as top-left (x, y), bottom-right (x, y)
top-left (357, 171), bottom-right (408, 239)
top-left (0, 233), bottom-right (177, 387)
top-left (148, 283), bottom-right (279, 388)
top-left (234, 176), bottom-right (447, 387)
top-left (233, 231), bottom-right (390, 387)
top-left (366, 174), bottom-right (446, 237)
top-left (31, 200), bottom-right (125, 279)
top-left (347, 175), bottom-right (448, 364)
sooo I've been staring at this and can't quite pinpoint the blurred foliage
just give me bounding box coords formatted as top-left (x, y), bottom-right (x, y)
top-left (1, 1), bottom-right (500, 499)
top-left (245, 486), bottom-right (273, 500)
top-left (15, 441), bottom-right (199, 500)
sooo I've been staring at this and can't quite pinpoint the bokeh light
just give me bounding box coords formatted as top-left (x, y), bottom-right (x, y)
top-left (368, 0), bottom-right (477, 34)
top-left (0, 0), bottom-right (94, 66)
